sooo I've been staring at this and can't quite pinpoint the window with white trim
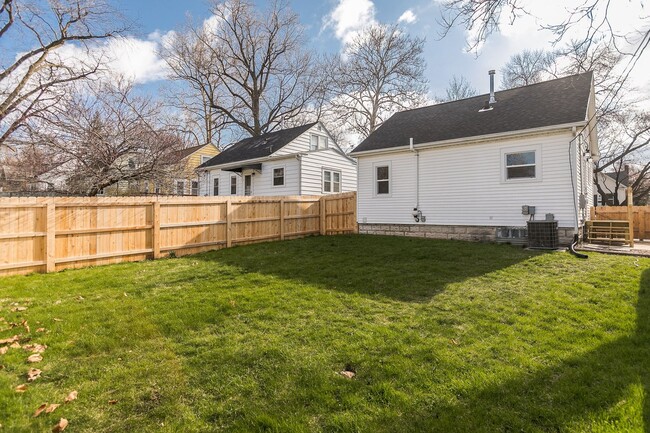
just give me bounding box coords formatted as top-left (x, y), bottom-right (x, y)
top-left (310, 134), bottom-right (328, 150)
top-left (273, 167), bottom-right (285, 186)
top-left (213, 178), bottom-right (219, 196)
top-left (375, 165), bottom-right (390, 195)
top-left (323, 169), bottom-right (341, 193)
top-left (230, 176), bottom-right (237, 195)
top-left (191, 180), bottom-right (199, 196)
top-left (201, 155), bottom-right (211, 165)
top-left (176, 180), bottom-right (185, 195)
top-left (505, 151), bottom-right (536, 179)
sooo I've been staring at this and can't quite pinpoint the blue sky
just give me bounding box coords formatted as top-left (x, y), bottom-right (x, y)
top-left (102, 0), bottom-right (572, 96)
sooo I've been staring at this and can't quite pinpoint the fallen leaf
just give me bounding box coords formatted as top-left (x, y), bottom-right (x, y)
top-left (64, 390), bottom-right (78, 403)
top-left (11, 306), bottom-right (27, 312)
top-left (36, 328), bottom-right (46, 333)
top-left (450, 338), bottom-right (460, 346)
top-left (339, 370), bottom-right (356, 379)
top-left (52, 418), bottom-right (68, 432)
top-left (77, 296), bottom-right (84, 301)
top-left (10, 342), bottom-right (21, 349)
top-left (33, 403), bottom-right (48, 417)
top-left (21, 319), bottom-right (30, 334)
top-left (0, 346), bottom-right (7, 355)
top-left (27, 368), bottom-right (42, 381)
top-left (15, 384), bottom-right (28, 392)
top-left (27, 353), bottom-right (43, 363)
top-left (0, 335), bottom-right (19, 345)
top-left (53, 318), bottom-right (63, 322)
top-left (123, 292), bottom-right (128, 297)
top-left (54, 300), bottom-right (62, 305)
top-left (108, 399), bottom-right (118, 405)
top-left (45, 403), bottom-right (60, 414)
top-left (23, 344), bottom-right (47, 353)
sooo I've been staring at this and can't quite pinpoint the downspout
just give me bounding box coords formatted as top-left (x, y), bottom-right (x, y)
top-left (410, 138), bottom-right (422, 222)
top-left (297, 154), bottom-right (303, 195)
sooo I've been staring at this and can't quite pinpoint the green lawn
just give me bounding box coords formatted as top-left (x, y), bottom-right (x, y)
top-left (0, 235), bottom-right (648, 432)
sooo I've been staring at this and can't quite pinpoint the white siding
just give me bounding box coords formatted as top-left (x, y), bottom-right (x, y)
top-left (300, 149), bottom-right (357, 195)
top-left (204, 158), bottom-right (300, 196)
top-left (357, 130), bottom-right (580, 229)
top-left (274, 124), bottom-right (330, 156)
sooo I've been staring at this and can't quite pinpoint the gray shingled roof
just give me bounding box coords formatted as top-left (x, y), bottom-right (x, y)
top-left (200, 123), bottom-right (317, 168)
top-left (351, 72), bottom-right (593, 154)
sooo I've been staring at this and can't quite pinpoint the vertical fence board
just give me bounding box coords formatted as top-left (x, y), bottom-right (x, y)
top-left (0, 192), bottom-right (357, 276)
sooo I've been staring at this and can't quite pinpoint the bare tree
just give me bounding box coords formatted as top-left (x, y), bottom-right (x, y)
top-left (162, 0), bottom-right (320, 140)
top-left (440, 75), bottom-right (477, 101)
top-left (326, 24), bottom-right (428, 139)
top-left (23, 81), bottom-right (186, 196)
top-left (0, 0), bottom-right (123, 150)
top-left (500, 49), bottom-right (558, 88)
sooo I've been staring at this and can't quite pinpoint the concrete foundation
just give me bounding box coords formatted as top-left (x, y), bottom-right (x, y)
top-left (358, 223), bottom-right (575, 247)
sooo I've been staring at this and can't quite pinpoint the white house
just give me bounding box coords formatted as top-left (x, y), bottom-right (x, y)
top-left (197, 122), bottom-right (356, 196)
top-left (594, 170), bottom-right (628, 206)
top-left (349, 71), bottom-right (598, 246)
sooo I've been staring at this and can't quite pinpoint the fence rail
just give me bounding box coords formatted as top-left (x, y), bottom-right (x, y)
top-left (591, 205), bottom-right (650, 241)
top-left (0, 192), bottom-right (357, 276)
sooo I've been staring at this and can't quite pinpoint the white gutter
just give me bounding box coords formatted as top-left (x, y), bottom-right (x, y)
top-left (349, 121), bottom-right (588, 157)
top-left (196, 152), bottom-right (306, 172)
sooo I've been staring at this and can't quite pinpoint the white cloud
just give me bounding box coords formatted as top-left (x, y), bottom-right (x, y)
top-left (323, 0), bottom-right (377, 45)
top-left (398, 10), bottom-right (417, 24)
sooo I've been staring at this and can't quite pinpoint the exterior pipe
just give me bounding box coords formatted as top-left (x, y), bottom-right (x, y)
top-left (410, 137), bottom-right (420, 218)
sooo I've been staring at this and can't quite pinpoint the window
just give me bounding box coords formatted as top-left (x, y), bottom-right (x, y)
top-left (128, 158), bottom-right (136, 169)
top-left (176, 180), bottom-right (185, 195)
top-left (191, 180), bottom-right (198, 196)
top-left (375, 165), bottom-right (390, 195)
top-left (273, 167), bottom-right (284, 186)
top-left (213, 178), bottom-right (219, 196)
top-left (244, 175), bottom-right (252, 196)
top-left (155, 183), bottom-right (161, 194)
top-left (144, 181), bottom-right (149, 194)
top-left (323, 169), bottom-right (341, 193)
top-left (505, 151), bottom-right (536, 179)
top-left (310, 134), bottom-right (328, 150)
top-left (201, 155), bottom-right (211, 165)
top-left (230, 176), bottom-right (237, 195)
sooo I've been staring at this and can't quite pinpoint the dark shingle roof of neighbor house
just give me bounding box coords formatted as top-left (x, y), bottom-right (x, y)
top-left (351, 71), bottom-right (593, 154)
top-left (200, 123), bottom-right (317, 168)
top-left (173, 143), bottom-right (211, 161)
top-left (604, 171), bottom-right (629, 187)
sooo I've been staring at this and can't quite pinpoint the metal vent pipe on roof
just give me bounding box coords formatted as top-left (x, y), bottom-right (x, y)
top-left (489, 70), bottom-right (497, 104)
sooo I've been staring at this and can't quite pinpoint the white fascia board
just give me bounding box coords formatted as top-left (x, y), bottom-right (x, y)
top-left (349, 121), bottom-right (588, 157)
top-left (196, 152), bottom-right (305, 172)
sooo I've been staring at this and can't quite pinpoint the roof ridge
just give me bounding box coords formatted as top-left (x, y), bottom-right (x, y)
top-left (398, 71), bottom-right (593, 115)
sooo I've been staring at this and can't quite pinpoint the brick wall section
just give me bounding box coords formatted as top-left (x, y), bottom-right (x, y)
top-left (358, 223), bottom-right (575, 247)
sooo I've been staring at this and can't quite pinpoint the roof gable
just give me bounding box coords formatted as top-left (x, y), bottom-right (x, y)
top-left (352, 72), bottom-right (593, 154)
top-left (200, 123), bottom-right (317, 167)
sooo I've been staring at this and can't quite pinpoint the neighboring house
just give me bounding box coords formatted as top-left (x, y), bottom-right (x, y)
top-left (349, 71), bottom-right (598, 246)
top-left (103, 143), bottom-right (220, 196)
top-left (594, 170), bottom-right (628, 206)
top-left (197, 122), bottom-right (356, 196)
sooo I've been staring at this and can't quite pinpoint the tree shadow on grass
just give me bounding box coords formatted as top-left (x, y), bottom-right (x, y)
top-left (194, 234), bottom-right (539, 302)
top-left (394, 267), bottom-right (650, 432)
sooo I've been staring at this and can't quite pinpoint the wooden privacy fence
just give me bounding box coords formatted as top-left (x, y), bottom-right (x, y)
top-left (0, 192), bottom-right (357, 277)
top-left (591, 205), bottom-right (650, 241)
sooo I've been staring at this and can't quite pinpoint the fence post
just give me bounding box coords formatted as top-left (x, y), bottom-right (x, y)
top-left (627, 187), bottom-right (634, 247)
top-left (320, 196), bottom-right (326, 235)
top-left (45, 201), bottom-right (56, 273)
top-left (152, 201), bottom-right (161, 259)
top-left (279, 199), bottom-right (285, 241)
top-left (226, 199), bottom-right (232, 248)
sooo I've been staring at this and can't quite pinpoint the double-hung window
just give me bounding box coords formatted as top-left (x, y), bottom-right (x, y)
top-left (505, 151), bottom-right (536, 179)
top-left (213, 178), bottom-right (219, 196)
top-left (375, 165), bottom-right (390, 195)
top-left (230, 176), bottom-right (237, 195)
top-left (191, 180), bottom-right (199, 196)
top-left (176, 180), bottom-right (185, 195)
top-left (323, 170), bottom-right (341, 193)
top-left (273, 167), bottom-right (284, 186)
